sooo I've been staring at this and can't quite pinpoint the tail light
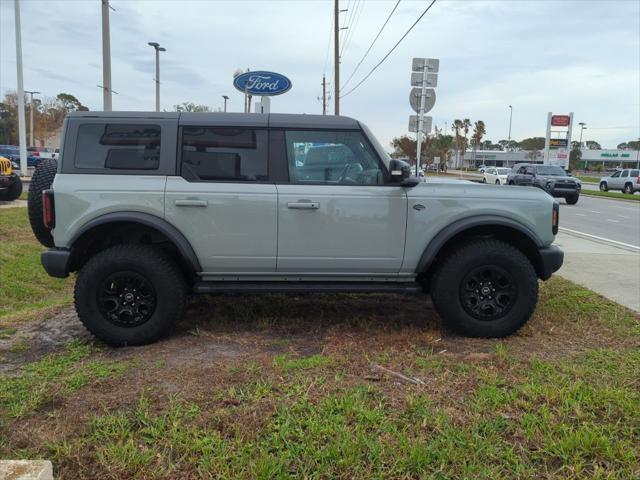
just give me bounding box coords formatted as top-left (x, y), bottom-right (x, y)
top-left (43, 189), bottom-right (55, 229)
top-left (552, 202), bottom-right (559, 235)
top-left (32, 151), bottom-right (40, 156)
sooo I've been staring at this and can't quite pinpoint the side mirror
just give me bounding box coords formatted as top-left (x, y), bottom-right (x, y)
top-left (389, 159), bottom-right (419, 187)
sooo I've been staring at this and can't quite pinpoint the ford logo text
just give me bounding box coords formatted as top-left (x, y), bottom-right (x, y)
top-left (233, 71), bottom-right (292, 96)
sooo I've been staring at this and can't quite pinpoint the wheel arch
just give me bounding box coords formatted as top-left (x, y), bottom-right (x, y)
top-left (67, 211), bottom-right (201, 275)
top-left (416, 216), bottom-right (546, 282)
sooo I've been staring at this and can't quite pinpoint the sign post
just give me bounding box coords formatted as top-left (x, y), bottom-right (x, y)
top-left (544, 112), bottom-right (573, 168)
top-left (410, 58), bottom-right (439, 176)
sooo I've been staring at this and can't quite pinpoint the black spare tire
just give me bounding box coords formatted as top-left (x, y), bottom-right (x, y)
top-left (28, 157), bottom-right (57, 247)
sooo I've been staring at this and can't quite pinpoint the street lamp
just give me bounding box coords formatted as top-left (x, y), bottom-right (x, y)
top-left (24, 90), bottom-right (39, 147)
top-left (578, 122), bottom-right (586, 148)
top-left (222, 95), bottom-right (229, 112)
top-left (507, 105), bottom-right (513, 151)
top-left (148, 42), bottom-right (166, 112)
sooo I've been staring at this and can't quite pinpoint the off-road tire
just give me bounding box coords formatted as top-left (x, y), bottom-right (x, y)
top-left (431, 239), bottom-right (538, 337)
top-left (599, 182), bottom-right (608, 192)
top-left (566, 194), bottom-right (579, 205)
top-left (28, 158), bottom-right (57, 247)
top-left (623, 183), bottom-right (633, 194)
top-left (0, 176), bottom-right (22, 201)
top-left (75, 244), bottom-right (187, 346)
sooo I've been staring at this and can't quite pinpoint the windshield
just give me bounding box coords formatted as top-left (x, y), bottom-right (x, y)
top-left (360, 122), bottom-right (391, 169)
top-left (496, 168), bottom-right (510, 175)
top-left (535, 166), bottom-right (565, 176)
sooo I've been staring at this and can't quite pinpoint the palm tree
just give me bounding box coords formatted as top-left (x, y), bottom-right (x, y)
top-left (452, 119), bottom-right (463, 167)
top-left (471, 120), bottom-right (486, 164)
top-left (462, 118), bottom-right (471, 167)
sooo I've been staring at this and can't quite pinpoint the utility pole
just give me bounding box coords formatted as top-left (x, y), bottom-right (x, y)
top-left (14, 0), bottom-right (27, 177)
top-left (578, 122), bottom-right (586, 148)
top-left (222, 95), bottom-right (229, 112)
top-left (148, 42), bottom-right (166, 112)
top-left (507, 105), bottom-right (513, 150)
top-left (334, 0), bottom-right (340, 115)
top-left (101, 0), bottom-right (112, 111)
top-left (321, 75), bottom-right (327, 115)
top-left (25, 90), bottom-right (39, 147)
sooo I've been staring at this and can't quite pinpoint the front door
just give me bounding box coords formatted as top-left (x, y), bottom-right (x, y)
top-left (165, 125), bottom-right (277, 274)
top-left (276, 129), bottom-right (407, 274)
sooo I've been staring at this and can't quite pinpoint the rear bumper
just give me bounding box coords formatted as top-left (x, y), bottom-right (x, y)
top-left (538, 245), bottom-right (564, 280)
top-left (41, 248), bottom-right (71, 278)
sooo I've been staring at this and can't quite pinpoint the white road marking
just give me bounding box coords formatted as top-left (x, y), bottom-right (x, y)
top-left (589, 210), bottom-right (601, 214)
top-left (559, 227), bottom-right (640, 251)
top-left (606, 219), bottom-right (620, 223)
top-left (575, 213), bottom-right (587, 217)
top-left (617, 215), bottom-right (630, 219)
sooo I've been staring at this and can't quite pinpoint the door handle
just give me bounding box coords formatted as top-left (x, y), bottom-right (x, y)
top-left (287, 201), bottom-right (320, 210)
top-left (175, 199), bottom-right (207, 207)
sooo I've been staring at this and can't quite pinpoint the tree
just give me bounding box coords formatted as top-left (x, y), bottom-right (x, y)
top-left (526, 150), bottom-right (542, 162)
top-left (470, 120), bottom-right (486, 162)
top-left (390, 135), bottom-right (417, 163)
top-left (518, 137), bottom-right (545, 151)
top-left (569, 141), bottom-right (581, 171)
top-left (173, 102), bottom-right (211, 113)
top-left (452, 119), bottom-right (464, 165)
top-left (625, 140), bottom-right (640, 150)
top-left (433, 134), bottom-right (454, 171)
top-left (585, 140), bottom-right (601, 150)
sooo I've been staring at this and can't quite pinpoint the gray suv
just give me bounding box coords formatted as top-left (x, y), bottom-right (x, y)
top-left (507, 163), bottom-right (581, 204)
top-left (29, 112), bottom-right (563, 346)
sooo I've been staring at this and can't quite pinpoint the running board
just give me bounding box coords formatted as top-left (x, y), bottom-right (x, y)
top-left (192, 281), bottom-right (421, 295)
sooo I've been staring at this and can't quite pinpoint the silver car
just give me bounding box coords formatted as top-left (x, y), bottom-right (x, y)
top-left (599, 168), bottom-right (640, 194)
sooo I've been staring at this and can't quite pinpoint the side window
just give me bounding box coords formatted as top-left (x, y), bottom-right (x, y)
top-left (181, 127), bottom-right (267, 182)
top-left (525, 166), bottom-right (534, 175)
top-left (74, 124), bottom-right (160, 170)
top-left (621, 170), bottom-right (629, 178)
top-left (284, 130), bottom-right (384, 185)
top-left (631, 170), bottom-right (639, 177)
top-left (517, 166), bottom-right (527, 174)
top-left (611, 171), bottom-right (621, 178)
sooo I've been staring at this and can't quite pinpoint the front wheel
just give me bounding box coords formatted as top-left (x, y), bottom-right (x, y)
top-left (495, 179), bottom-right (501, 185)
top-left (599, 182), bottom-right (608, 192)
top-left (74, 244), bottom-right (186, 346)
top-left (482, 177), bottom-right (487, 183)
top-left (0, 176), bottom-right (22, 201)
top-left (431, 240), bottom-right (538, 337)
top-left (623, 183), bottom-right (634, 194)
top-left (566, 194), bottom-right (579, 205)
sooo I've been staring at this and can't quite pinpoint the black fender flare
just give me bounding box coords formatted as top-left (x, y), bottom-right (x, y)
top-left (69, 211), bottom-right (201, 273)
top-left (415, 215), bottom-right (543, 273)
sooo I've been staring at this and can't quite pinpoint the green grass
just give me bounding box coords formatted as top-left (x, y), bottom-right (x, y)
top-left (580, 189), bottom-right (640, 201)
top-left (575, 175), bottom-right (601, 183)
top-left (0, 207), bottom-right (73, 319)
top-left (0, 341), bottom-right (132, 418)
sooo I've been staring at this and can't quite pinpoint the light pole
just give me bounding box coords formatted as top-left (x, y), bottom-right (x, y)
top-left (102, 0), bottom-right (112, 111)
top-left (222, 95), bottom-right (229, 112)
top-left (148, 42), bottom-right (166, 112)
top-left (507, 105), bottom-right (513, 150)
top-left (14, 0), bottom-right (27, 177)
top-left (578, 122), bottom-right (586, 148)
top-left (25, 90), bottom-right (39, 147)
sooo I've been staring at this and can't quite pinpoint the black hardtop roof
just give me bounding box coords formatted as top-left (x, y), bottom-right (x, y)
top-left (67, 111), bottom-right (361, 129)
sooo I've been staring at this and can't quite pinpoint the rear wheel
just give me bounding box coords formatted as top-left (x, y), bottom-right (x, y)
top-left (0, 176), bottom-right (22, 201)
top-left (28, 158), bottom-right (57, 247)
top-left (74, 244), bottom-right (186, 346)
top-left (495, 179), bottom-right (501, 185)
top-left (431, 239), bottom-right (538, 337)
top-left (566, 194), bottom-right (579, 205)
top-left (623, 183), bottom-right (633, 194)
top-left (482, 177), bottom-right (487, 183)
top-left (599, 182), bottom-right (608, 192)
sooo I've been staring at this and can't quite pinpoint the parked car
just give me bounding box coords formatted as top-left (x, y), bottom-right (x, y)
top-left (478, 164), bottom-right (488, 173)
top-left (0, 145), bottom-right (42, 168)
top-left (599, 169), bottom-right (640, 194)
top-left (483, 167), bottom-right (511, 185)
top-left (0, 155), bottom-right (23, 201)
top-left (29, 111), bottom-right (563, 346)
top-left (507, 163), bottom-right (581, 204)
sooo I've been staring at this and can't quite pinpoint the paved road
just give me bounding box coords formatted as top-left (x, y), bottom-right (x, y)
top-left (559, 195), bottom-right (640, 247)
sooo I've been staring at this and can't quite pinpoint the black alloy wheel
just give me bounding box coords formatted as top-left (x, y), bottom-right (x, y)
top-left (459, 265), bottom-right (516, 321)
top-left (98, 271), bottom-right (157, 328)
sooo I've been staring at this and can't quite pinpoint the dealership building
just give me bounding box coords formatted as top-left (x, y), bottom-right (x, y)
top-left (449, 148), bottom-right (640, 170)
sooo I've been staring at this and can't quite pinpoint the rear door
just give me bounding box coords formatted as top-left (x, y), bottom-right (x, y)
top-left (275, 128), bottom-right (407, 274)
top-left (165, 115), bottom-right (278, 274)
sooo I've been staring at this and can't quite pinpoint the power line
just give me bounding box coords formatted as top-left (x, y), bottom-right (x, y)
top-left (342, 0), bottom-right (401, 89)
top-left (340, 0), bottom-right (437, 99)
top-left (341, 0), bottom-right (365, 59)
top-left (322, 3), bottom-right (334, 74)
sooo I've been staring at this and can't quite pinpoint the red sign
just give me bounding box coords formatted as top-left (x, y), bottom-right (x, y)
top-left (551, 115), bottom-right (570, 127)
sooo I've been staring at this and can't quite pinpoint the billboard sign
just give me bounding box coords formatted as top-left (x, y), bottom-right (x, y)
top-left (551, 115), bottom-right (570, 127)
top-left (549, 138), bottom-right (568, 148)
top-left (233, 71), bottom-right (292, 96)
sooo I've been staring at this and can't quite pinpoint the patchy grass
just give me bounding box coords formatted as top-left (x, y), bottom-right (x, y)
top-left (0, 207), bottom-right (73, 320)
top-left (575, 175), bottom-right (601, 183)
top-left (0, 276), bottom-right (637, 478)
top-left (580, 189), bottom-right (640, 201)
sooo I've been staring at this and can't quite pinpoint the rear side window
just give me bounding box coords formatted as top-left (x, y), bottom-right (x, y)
top-left (181, 127), bottom-right (267, 182)
top-left (621, 170), bottom-right (629, 178)
top-left (74, 124), bottom-right (161, 170)
top-left (631, 170), bottom-right (639, 177)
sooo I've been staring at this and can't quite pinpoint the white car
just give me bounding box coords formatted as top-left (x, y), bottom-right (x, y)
top-left (483, 167), bottom-right (511, 185)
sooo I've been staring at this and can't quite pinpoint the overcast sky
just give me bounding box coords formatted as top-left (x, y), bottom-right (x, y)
top-left (1, 0), bottom-right (639, 149)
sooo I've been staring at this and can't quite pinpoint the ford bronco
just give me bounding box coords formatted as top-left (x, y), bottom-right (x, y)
top-left (29, 112), bottom-right (563, 346)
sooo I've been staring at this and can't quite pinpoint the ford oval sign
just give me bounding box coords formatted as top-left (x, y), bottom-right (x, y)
top-left (233, 71), bottom-right (292, 96)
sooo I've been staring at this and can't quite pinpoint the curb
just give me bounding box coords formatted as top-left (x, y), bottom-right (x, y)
top-left (558, 227), bottom-right (640, 253)
top-left (579, 192), bottom-right (640, 204)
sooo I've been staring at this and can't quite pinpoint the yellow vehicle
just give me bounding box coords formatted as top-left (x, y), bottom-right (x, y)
top-left (0, 155), bottom-right (23, 201)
